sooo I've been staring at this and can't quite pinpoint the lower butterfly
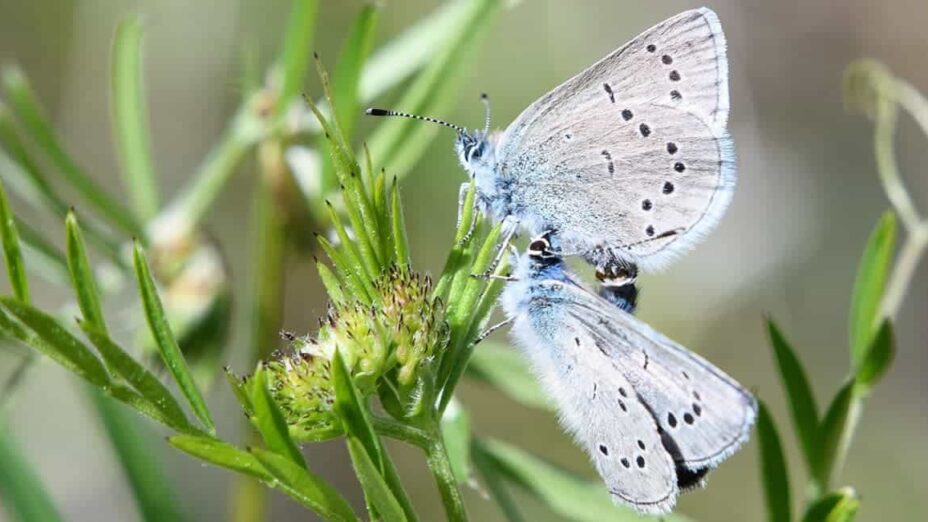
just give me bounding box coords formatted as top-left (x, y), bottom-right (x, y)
top-left (495, 233), bottom-right (756, 514)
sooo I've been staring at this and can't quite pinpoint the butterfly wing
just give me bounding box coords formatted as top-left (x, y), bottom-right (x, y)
top-left (508, 283), bottom-right (678, 514)
top-left (563, 285), bottom-right (757, 471)
top-left (496, 8), bottom-right (734, 271)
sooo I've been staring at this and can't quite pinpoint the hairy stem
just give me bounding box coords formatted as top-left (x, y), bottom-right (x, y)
top-left (426, 436), bottom-right (468, 522)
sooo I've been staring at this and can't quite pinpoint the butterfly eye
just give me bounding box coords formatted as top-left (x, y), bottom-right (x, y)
top-left (470, 145), bottom-right (483, 160)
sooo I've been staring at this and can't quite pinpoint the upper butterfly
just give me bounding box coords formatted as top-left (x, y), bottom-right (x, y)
top-left (367, 7), bottom-right (735, 274)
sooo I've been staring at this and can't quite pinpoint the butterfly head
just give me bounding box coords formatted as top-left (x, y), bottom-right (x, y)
top-left (454, 130), bottom-right (496, 177)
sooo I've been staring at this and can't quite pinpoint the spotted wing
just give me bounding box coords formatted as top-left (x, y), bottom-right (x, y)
top-left (496, 8), bottom-right (734, 270)
top-left (563, 284), bottom-right (757, 471)
top-left (509, 302), bottom-right (679, 514)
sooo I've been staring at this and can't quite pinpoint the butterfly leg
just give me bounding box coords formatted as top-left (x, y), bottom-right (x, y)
top-left (470, 217), bottom-right (520, 280)
top-left (474, 317), bottom-right (514, 345)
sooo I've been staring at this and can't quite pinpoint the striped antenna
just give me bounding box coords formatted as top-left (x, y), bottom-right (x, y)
top-left (365, 108), bottom-right (466, 134)
top-left (480, 93), bottom-right (491, 134)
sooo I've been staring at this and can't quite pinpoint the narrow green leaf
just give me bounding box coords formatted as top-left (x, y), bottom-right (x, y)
top-left (0, 179), bottom-right (29, 302)
top-left (346, 437), bottom-right (407, 522)
top-left (332, 348), bottom-right (383, 470)
top-left (855, 319), bottom-right (894, 390)
top-left (316, 233), bottom-right (372, 303)
top-left (324, 200), bottom-right (377, 284)
top-left (315, 258), bottom-right (346, 306)
top-left (817, 381), bottom-right (857, 487)
top-left (802, 488), bottom-right (859, 522)
top-left (390, 177), bottom-right (410, 269)
top-left (440, 399), bottom-right (473, 484)
top-left (79, 322), bottom-right (192, 434)
top-left (111, 17), bottom-right (159, 219)
top-left (366, 0), bottom-right (504, 178)
top-left (169, 435), bottom-right (271, 480)
top-left (133, 241), bottom-right (215, 433)
top-left (0, 418), bottom-right (64, 522)
top-left (0, 145), bottom-right (124, 266)
top-left (434, 181), bottom-right (477, 300)
top-left (478, 438), bottom-right (689, 522)
top-left (757, 401), bottom-right (792, 522)
top-left (249, 367), bottom-right (306, 468)
top-left (107, 384), bottom-right (189, 431)
top-left (358, 0), bottom-right (474, 102)
top-left (87, 388), bottom-right (186, 522)
top-left (0, 298), bottom-right (109, 387)
top-left (766, 319), bottom-right (820, 473)
top-left (251, 447), bottom-right (358, 522)
top-left (467, 342), bottom-right (551, 411)
top-left (276, 0), bottom-right (320, 115)
top-left (849, 211), bottom-right (896, 365)
top-left (224, 366), bottom-right (254, 415)
top-left (438, 222), bottom-right (505, 407)
top-left (318, 3), bottom-right (380, 195)
top-left (65, 211), bottom-right (106, 332)
top-left (1, 65), bottom-right (141, 236)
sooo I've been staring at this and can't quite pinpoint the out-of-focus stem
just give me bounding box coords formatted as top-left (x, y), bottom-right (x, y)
top-left (166, 110), bottom-right (259, 237)
top-left (230, 139), bottom-right (289, 522)
top-left (875, 80), bottom-right (928, 320)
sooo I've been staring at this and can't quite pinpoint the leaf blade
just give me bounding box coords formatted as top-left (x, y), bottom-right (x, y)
top-left (0, 178), bottom-right (29, 302)
top-left (65, 211), bottom-right (106, 332)
top-left (133, 241), bottom-right (215, 433)
top-left (0, 297), bottom-right (109, 387)
top-left (346, 437), bottom-right (407, 522)
top-left (1, 65), bottom-right (141, 236)
top-left (111, 16), bottom-right (160, 219)
top-left (767, 318), bottom-right (820, 473)
top-left (849, 211), bottom-right (896, 365)
top-left (79, 323), bottom-right (193, 434)
top-left (169, 435), bottom-right (271, 481)
top-left (757, 401), bottom-right (792, 522)
top-left (855, 319), bottom-right (895, 390)
top-left (251, 447), bottom-right (358, 522)
top-left (249, 366), bottom-right (306, 469)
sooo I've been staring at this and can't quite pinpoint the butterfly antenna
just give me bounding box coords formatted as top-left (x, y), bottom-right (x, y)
top-left (480, 93), bottom-right (491, 134)
top-left (364, 108), bottom-right (466, 134)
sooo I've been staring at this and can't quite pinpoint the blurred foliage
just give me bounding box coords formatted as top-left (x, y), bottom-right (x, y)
top-left (0, 2), bottom-right (926, 522)
top-left (754, 60), bottom-right (928, 522)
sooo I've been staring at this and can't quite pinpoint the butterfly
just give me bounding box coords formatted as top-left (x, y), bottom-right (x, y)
top-left (495, 233), bottom-right (756, 514)
top-left (368, 8), bottom-right (735, 278)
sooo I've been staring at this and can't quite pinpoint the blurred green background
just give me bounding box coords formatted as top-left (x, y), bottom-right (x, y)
top-left (1, 0), bottom-right (927, 520)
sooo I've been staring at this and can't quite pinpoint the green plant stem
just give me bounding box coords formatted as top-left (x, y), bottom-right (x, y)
top-left (826, 69), bottom-right (928, 489)
top-left (825, 397), bottom-right (863, 489)
top-left (426, 435), bottom-right (468, 522)
top-left (231, 139), bottom-right (289, 522)
top-left (166, 110), bottom-right (259, 235)
top-left (372, 416), bottom-right (430, 449)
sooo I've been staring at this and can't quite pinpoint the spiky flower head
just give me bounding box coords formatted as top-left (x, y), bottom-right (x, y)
top-left (253, 265), bottom-right (448, 438)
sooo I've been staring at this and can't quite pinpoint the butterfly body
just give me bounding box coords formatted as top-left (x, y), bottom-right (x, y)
top-left (456, 7), bottom-right (736, 274)
top-left (499, 236), bottom-right (756, 514)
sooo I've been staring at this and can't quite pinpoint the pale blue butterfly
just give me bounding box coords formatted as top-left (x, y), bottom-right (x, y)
top-left (368, 8), bottom-right (736, 280)
top-left (492, 233), bottom-right (756, 514)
